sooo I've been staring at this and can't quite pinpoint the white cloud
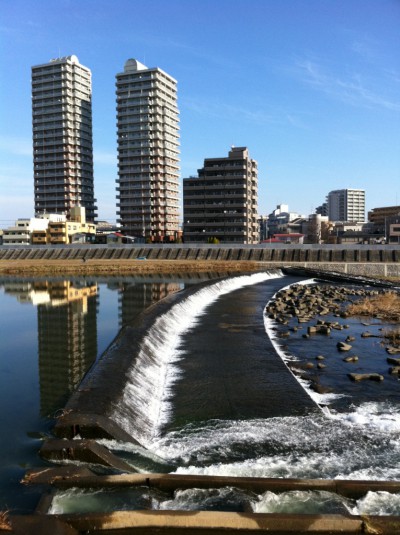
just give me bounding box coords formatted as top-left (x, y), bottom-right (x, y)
top-left (182, 96), bottom-right (293, 127)
top-left (295, 59), bottom-right (400, 112)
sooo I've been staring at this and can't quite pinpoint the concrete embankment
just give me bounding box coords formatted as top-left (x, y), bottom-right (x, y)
top-left (0, 244), bottom-right (399, 277)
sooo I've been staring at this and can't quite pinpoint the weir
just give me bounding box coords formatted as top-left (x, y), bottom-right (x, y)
top-left (54, 271), bottom-right (318, 448)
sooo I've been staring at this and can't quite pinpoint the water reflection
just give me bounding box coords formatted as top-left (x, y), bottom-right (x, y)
top-left (1, 278), bottom-right (185, 418)
top-left (117, 282), bottom-right (182, 327)
top-left (0, 272), bottom-right (223, 513)
top-left (4, 280), bottom-right (99, 417)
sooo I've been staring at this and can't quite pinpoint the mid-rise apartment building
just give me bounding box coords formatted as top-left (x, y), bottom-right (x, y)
top-left (115, 59), bottom-right (180, 241)
top-left (368, 205), bottom-right (400, 226)
top-left (32, 55), bottom-right (96, 221)
top-left (327, 189), bottom-right (365, 222)
top-left (183, 147), bottom-right (258, 244)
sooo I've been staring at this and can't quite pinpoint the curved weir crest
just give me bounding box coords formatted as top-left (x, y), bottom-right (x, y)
top-left (111, 271), bottom-right (283, 448)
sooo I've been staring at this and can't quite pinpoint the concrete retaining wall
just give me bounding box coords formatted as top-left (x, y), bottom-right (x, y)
top-left (1, 245), bottom-right (399, 278)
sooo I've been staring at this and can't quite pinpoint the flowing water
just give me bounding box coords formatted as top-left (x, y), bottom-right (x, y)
top-left (1, 271), bottom-right (399, 516)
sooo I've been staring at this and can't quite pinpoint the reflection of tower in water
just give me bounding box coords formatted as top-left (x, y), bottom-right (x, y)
top-left (37, 281), bottom-right (98, 417)
top-left (118, 282), bottom-right (181, 327)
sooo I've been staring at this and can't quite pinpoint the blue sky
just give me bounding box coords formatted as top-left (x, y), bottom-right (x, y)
top-left (1, 0), bottom-right (399, 226)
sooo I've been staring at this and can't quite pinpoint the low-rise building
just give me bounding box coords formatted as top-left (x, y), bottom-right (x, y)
top-left (387, 215), bottom-right (400, 244)
top-left (2, 207), bottom-right (95, 245)
top-left (3, 217), bottom-right (51, 245)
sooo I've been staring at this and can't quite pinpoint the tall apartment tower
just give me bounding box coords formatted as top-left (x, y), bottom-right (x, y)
top-left (327, 188), bottom-right (365, 222)
top-left (183, 147), bottom-right (259, 244)
top-left (32, 55), bottom-right (96, 221)
top-left (116, 59), bottom-right (180, 241)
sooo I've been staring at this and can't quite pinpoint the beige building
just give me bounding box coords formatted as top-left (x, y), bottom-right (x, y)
top-left (183, 147), bottom-right (259, 244)
top-left (32, 55), bottom-right (97, 221)
top-left (46, 207), bottom-right (95, 244)
top-left (116, 59), bottom-right (180, 242)
top-left (3, 207), bottom-right (95, 245)
top-left (368, 205), bottom-right (400, 226)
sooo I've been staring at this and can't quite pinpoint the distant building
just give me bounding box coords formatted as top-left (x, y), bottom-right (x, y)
top-left (46, 207), bottom-right (95, 245)
top-left (32, 55), bottom-right (97, 221)
top-left (269, 233), bottom-right (304, 244)
top-left (183, 147), bottom-right (259, 244)
top-left (368, 205), bottom-right (400, 229)
top-left (315, 203), bottom-right (328, 217)
top-left (258, 215), bottom-right (268, 242)
top-left (267, 204), bottom-right (305, 237)
top-left (386, 215), bottom-right (400, 244)
top-left (304, 213), bottom-right (330, 244)
top-left (3, 217), bottom-right (51, 246)
top-left (2, 207), bottom-right (95, 245)
top-left (115, 59), bottom-right (180, 241)
top-left (327, 189), bottom-right (365, 222)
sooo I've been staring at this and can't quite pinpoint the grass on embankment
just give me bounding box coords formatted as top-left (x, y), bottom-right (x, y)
top-left (346, 291), bottom-right (400, 322)
top-left (346, 291), bottom-right (400, 348)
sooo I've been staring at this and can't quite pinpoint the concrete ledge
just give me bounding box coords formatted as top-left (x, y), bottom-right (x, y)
top-left (53, 412), bottom-right (140, 443)
top-left (39, 439), bottom-right (136, 472)
top-left (6, 511), bottom-right (400, 534)
top-left (55, 511), bottom-right (365, 534)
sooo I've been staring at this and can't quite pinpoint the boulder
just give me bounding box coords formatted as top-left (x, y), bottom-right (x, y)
top-left (386, 347), bottom-right (400, 355)
top-left (387, 357), bottom-right (400, 366)
top-left (343, 356), bottom-right (359, 363)
top-left (337, 341), bottom-right (352, 352)
top-left (348, 373), bottom-right (384, 382)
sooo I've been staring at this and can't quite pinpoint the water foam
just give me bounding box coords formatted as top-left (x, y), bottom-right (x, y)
top-left (103, 408), bottom-right (400, 481)
top-left (112, 271), bottom-right (283, 447)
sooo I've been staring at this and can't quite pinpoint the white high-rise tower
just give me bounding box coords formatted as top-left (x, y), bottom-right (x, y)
top-left (116, 59), bottom-right (180, 241)
top-left (32, 55), bottom-right (96, 221)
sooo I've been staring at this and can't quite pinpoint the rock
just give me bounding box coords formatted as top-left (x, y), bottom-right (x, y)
top-left (317, 363), bottom-right (326, 369)
top-left (337, 341), bottom-right (352, 351)
top-left (387, 357), bottom-right (400, 366)
top-left (389, 366), bottom-right (400, 375)
top-left (361, 331), bottom-right (373, 338)
top-left (348, 373), bottom-right (384, 382)
top-left (386, 347), bottom-right (400, 355)
top-left (279, 331), bottom-right (290, 338)
top-left (346, 336), bottom-right (356, 343)
top-left (305, 362), bottom-right (314, 368)
top-left (343, 356), bottom-right (359, 362)
top-left (316, 355), bottom-right (325, 360)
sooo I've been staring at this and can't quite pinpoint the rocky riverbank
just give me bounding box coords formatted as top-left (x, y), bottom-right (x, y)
top-left (266, 282), bottom-right (400, 401)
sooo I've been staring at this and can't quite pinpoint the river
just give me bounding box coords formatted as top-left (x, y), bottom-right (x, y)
top-left (0, 271), bottom-right (399, 516)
